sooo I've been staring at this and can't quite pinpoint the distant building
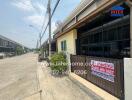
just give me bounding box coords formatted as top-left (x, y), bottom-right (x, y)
top-left (41, 39), bottom-right (56, 58)
top-left (0, 35), bottom-right (28, 54)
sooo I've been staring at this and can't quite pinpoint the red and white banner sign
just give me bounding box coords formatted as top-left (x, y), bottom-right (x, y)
top-left (91, 60), bottom-right (115, 82)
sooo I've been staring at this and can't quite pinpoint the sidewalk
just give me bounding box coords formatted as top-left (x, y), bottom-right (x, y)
top-left (24, 61), bottom-right (102, 100)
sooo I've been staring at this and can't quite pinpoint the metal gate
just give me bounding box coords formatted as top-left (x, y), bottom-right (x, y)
top-left (71, 55), bottom-right (124, 99)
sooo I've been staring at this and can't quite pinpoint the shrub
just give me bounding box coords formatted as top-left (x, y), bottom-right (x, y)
top-left (50, 52), bottom-right (67, 74)
top-left (16, 46), bottom-right (24, 55)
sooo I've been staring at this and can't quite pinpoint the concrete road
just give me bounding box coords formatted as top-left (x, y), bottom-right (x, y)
top-left (0, 53), bottom-right (39, 100)
top-left (0, 53), bottom-right (101, 100)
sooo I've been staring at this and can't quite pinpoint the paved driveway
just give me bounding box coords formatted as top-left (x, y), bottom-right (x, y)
top-left (37, 61), bottom-right (102, 100)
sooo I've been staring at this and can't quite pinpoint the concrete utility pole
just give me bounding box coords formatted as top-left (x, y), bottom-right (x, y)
top-left (36, 40), bottom-right (38, 49)
top-left (48, 0), bottom-right (52, 58)
top-left (39, 33), bottom-right (42, 47)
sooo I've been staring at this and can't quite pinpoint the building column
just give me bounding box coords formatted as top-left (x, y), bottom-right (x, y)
top-left (130, 7), bottom-right (132, 57)
top-left (126, 0), bottom-right (132, 57)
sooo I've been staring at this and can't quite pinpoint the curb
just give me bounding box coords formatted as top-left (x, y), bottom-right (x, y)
top-left (69, 73), bottom-right (119, 100)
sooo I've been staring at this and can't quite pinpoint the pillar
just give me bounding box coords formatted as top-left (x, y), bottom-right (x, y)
top-left (130, 6), bottom-right (132, 57)
top-left (126, 0), bottom-right (132, 57)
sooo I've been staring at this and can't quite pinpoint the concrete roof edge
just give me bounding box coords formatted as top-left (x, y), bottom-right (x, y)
top-left (53, 0), bottom-right (94, 35)
top-left (54, 0), bottom-right (118, 39)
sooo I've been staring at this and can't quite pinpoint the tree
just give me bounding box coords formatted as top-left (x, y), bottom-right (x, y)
top-left (16, 46), bottom-right (24, 55)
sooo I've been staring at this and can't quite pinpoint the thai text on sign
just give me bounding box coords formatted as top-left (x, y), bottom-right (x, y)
top-left (91, 60), bottom-right (115, 82)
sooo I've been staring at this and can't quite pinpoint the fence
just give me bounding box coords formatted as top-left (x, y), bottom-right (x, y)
top-left (70, 55), bottom-right (124, 99)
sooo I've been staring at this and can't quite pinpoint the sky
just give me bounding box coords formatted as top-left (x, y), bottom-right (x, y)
top-left (0, 0), bottom-right (81, 48)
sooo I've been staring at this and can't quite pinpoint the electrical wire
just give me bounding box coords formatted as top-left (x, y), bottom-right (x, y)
top-left (40, 11), bottom-right (48, 35)
top-left (39, 0), bottom-right (49, 37)
top-left (40, 0), bottom-right (61, 40)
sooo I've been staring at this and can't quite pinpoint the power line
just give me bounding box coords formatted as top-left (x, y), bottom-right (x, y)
top-left (15, 1), bottom-right (39, 13)
top-left (40, 0), bottom-right (61, 40)
top-left (19, 0), bottom-right (46, 16)
top-left (51, 0), bottom-right (61, 17)
top-left (39, 0), bottom-right (49, 37)
top-left (36, 0), bottom-right (50, 34)
top-left (40, 11), bottom-right (48, 34)
top-left (38, 12), bottom-right (48, 47)
top-left (36, 0), bottom-right (48, 47)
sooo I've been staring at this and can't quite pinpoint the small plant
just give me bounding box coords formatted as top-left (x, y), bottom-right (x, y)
top-left (50, 52), bottom-right (67, 75)
top-left (16, 46), bottom-right (24, 55)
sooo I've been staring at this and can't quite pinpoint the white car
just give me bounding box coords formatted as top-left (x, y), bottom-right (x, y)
top-left (0, 53), bottom-right (6, 59)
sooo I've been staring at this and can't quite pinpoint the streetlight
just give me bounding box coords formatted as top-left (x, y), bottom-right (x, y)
top-left (29, 25), bottom-right (42, 47)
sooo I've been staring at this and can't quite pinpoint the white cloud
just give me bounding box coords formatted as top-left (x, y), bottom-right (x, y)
top-left (34, 2), bottom-right (46, 14)
top-left (12, 0), bottom-right (34, 12)
top-left (25, 14), bottom-right (56, 32)
top-left (12, 0), bottom-right (56, 34)
top-left (12, 0), bottom-right (47, 28)
top-left (12, 0), bottom-right (46, 13)
top-left (25, 14), bottom-right (47, 28)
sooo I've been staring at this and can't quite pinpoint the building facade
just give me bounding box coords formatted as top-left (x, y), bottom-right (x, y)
top-left (54, 0), bottom-right (132, 59)
top-left (53, 0), bottom-right (132, 99)
top-left (57, 29), bottom-right (77, 54)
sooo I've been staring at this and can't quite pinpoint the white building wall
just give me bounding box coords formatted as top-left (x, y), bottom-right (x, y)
top-left (124, 58), bottom-right (132, 100)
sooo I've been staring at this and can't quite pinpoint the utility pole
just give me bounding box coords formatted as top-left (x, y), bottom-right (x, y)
top-left (39, 33), bottom-right (44, 58)
top-left (39, 33), bottom-right (42, 47)
top-left (48, 0), bottom-right (51, 58)
top-left (36, 40), bottom-right (38, 49)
